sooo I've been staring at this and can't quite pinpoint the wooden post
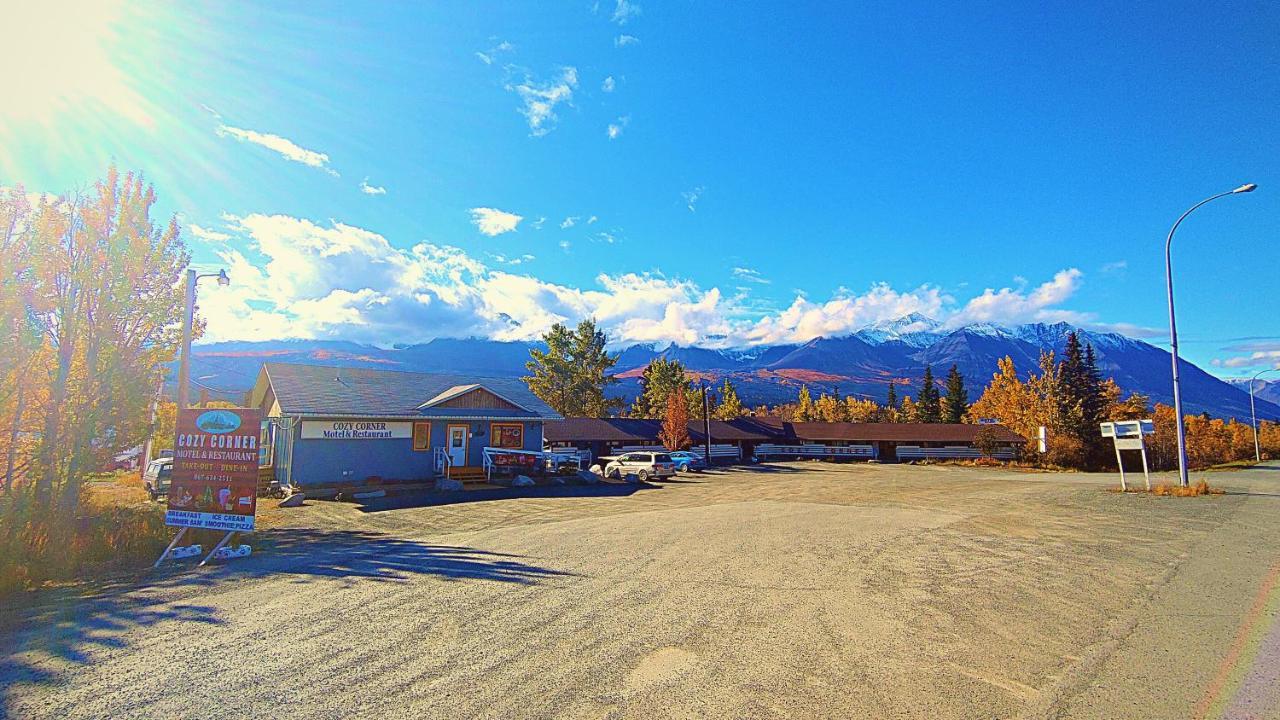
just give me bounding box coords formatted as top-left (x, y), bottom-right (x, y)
top-left (199, 531), bottom-right (237, 567)
top-left (1114, 443), bottom-right (1127, 492)
top-left (153, 527), bottom-right (188, 568)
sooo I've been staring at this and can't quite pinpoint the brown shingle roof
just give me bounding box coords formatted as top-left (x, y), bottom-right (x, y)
top-left (545, 416), bottom-right (1024, 444)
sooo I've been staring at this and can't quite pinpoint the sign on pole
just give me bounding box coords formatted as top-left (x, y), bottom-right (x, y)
top-left (167, 407), bottom-right (262, 532)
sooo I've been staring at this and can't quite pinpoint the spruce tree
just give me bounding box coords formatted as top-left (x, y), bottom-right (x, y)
top-left (1059, 332), bottom-right (1089, 441)
top-left (917, 365), bottom-right (942, 423)
top-left (886, 381), bottom-right (898, 410)
top-left (942, 364), bottom-right (968, 424)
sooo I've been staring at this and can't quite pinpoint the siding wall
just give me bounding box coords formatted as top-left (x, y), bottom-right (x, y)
top-left (287, 418), bottom-right (544, 487)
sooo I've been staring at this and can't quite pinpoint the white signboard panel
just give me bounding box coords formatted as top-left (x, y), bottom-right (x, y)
top-left (301, 420), bottom-right (413, 440)
top-left (1114, 437), bottom-right (1145, 451)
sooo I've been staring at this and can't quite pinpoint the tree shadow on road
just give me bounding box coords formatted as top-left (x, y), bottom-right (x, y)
top-left (0, 532), bottom-right (573, 717)
top-left (349, 479), bottom-right (659, 513)
top-left (246, 529), bottom-right (577, 586)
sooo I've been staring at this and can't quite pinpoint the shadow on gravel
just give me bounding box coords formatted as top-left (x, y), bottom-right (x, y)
top-left (247, 529), bottom-right (576, 586)
top-left (350, 480), bottom-right (659, 513)
top-left (0, 532), bottom-right (572, 717)
top-left (0, 576), bottom-right (223, 718)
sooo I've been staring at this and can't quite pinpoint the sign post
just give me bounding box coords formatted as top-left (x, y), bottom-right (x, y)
top-left (1100, 420), bottom-right (1155, 491)
top-left (156, 407), bottom-right (262, 567)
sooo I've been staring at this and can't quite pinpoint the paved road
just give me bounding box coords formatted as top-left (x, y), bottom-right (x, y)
top-left (3, 462), bottom-right (1278, 719)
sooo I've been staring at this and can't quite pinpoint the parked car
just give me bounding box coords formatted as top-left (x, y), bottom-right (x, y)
top-left (667, 450), bottom-right (706, 472)
top-left (142, 457), bottom-right (173, 501)
top-left (601, 452), bottom-right (677, 481)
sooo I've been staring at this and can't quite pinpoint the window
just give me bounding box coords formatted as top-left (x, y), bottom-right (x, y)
top-left (491, 423), bottom-right (524, 449)
top-left (412, 421), bottom-right (431, 452)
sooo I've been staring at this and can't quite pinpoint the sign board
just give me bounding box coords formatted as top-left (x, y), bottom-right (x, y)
top-left (1099, 419), bottom-right (1155, 491)
top-left (167, 408), bottom-right (262, 532)
top-left (301, 420), bottom-right (413, 440)
top-left (977, 418), bottom-right (1000, 425)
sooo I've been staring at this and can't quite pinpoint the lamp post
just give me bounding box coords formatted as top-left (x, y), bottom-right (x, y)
top-left (701, 380), bottom-right (713, 466)
top-left (1250, 367), bottom-right (1278, 463)
top-left (178, 268), bottom-right (230, 409)
top-left (1164, 183), bottom-right (1256, 487)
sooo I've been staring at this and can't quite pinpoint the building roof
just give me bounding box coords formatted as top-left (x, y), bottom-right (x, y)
top-left (545, 416), bottom-right (1025, 444)
top-left (544, 417), bottom-right (777, 443)
top-left (254, 362), bottom-right (560, 420)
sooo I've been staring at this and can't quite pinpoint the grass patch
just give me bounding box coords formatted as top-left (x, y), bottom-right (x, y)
top-left (1107, 479), bottom-right (1226, 497)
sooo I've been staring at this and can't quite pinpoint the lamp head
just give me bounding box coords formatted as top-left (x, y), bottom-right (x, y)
top-left (216, 269), bottom-right (230, 286)
top-left (1232, 183), bottom-right (1257, 194)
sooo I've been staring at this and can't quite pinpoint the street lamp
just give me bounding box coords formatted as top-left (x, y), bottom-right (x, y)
top-left (1250, 367), bottom-right (1278, 463)
top-left (178, 268), bottom-right (231, 409)
top-left (1164, 183), bottom-right (1256, 487)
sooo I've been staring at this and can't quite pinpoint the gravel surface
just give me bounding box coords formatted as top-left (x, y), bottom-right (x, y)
top-left (3, 461), bottom-right (1278, 719)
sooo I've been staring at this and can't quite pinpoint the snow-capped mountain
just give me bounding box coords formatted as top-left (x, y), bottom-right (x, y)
top-left (185, 317), bottom-right (1280, 421)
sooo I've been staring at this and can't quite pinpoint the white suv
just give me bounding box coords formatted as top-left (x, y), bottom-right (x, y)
top-left (603, 452), bottom-right (677, 481)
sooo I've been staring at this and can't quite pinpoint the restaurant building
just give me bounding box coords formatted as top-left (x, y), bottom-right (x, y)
top-left (249, 362), bottom-right (561, 488)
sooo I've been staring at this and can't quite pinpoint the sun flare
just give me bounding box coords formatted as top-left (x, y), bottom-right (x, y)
top-left (0, 0), bottom-right (149, 126)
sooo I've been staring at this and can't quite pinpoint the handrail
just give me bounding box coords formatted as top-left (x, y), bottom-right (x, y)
top-left (434, 446), bottom-right (452, 479)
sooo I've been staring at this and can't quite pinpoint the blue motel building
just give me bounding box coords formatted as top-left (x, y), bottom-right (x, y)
top-left (249, 362), bottom-right (561, 488)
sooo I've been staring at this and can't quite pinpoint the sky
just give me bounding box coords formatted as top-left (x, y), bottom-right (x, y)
top-left (1, 1), bottom-right (1277, 377)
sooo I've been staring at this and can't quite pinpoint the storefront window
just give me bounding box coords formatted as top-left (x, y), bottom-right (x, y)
top-left (412, 422), bottom-right (431, 451)
top-left (491, 423), bottom-right (524, 449)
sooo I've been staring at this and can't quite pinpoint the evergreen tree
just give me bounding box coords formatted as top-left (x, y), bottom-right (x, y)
top-left (524, 318), bottom-right (620, 418)
top-left (917, 365), bottom-right (942, 423)
top-left (1059, 331), bottom-right (1089, 440)
top-left (942, 364), bottom-right (968, 423)
top-left (630, 358), bottom-right (692, 418)
top-left (886, 380), bottom-right (898, 410)
top-left (713, 378), bottom-right (746, 420)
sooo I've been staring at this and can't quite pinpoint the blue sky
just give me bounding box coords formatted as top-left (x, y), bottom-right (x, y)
top-left (1, 1), bottom-right (1277, 376)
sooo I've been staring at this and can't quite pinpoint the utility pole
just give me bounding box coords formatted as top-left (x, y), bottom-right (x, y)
top-left (1163, 183), bottom-right (1256, 486)
top-left (178, 268), bottom-right (230, 410)
top-left (702, 380), bottom-right (713, 467)
top-left (1251, 368), bottom-right (1277, 463)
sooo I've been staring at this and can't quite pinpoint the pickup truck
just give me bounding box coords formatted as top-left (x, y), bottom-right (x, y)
top-left (598, 451), bottom-right (677, 481)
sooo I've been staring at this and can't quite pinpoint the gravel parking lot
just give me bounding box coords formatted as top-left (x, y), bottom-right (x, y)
top-left (3, 461), bottom-right (1279, 719)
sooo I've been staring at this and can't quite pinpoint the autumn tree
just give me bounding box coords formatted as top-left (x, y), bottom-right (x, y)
top-left (659, 387), bottom-right (692, 450)
top-left (713, 378), bottom-right (746, 420)
top-left (844, 397), bottom-right (879, 423)
top-left (814, 392), bottom-right (847, 423)
top-left (1, 168), bottom-right (188, 544)
top-left (916, 365), bottom-right (941, 423)
top-left (942, 364), bottom-right (968, 423)
top-left (524, 318), bottom-right (620, 417)
top-left (794, 385), bottom-right (816, 421)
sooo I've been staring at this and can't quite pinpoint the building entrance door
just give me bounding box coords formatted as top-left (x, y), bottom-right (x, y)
top-left (447, 425), bottom-right (469, 466)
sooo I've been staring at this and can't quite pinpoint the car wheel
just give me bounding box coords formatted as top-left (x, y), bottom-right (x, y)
top-left (637, 469), bottom-right (649, 482)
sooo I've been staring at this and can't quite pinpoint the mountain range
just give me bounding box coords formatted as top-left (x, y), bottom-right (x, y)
top-left (185, 316), bottom-right (1280, 422)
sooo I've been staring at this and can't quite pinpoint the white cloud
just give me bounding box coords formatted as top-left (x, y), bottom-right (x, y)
top-left (587, 215), bottom-right (598, 224)
top-left (607, 115), bottom-right (630, 139)
top-left (360, 178), bottom-right (387, 195)
top-left (560, 216), bottom-right (579, 229)
top-left (611, 0), bottom-right (641, 25)
top-left (469, 207), bottom-right (523, 236)
top-left (946, 269), bottom-right (1086, 328)
top-left (507, 67), bottom-right (578, 136)
top-left (532, 216), bottom-right (546, 230)
top-left (732, 266), bottom-right (769, 285)
top-left (195, 216), bottom-right (1105, 351)
top-left (188, 223), bottom-right (231, 242)
top-left (745, 283), bottom-right (951, 345)
top-left (476, 39), bottom-right (514, 65)
top-left (682, 185), bottom-right (704, 212)
top-left (488, 253), bottom-right (536, 266)
top-left (601, 76), bottom-right (616, 92)
top-left (615, 34), bottom-right (640, 48)
top-left (1101, 260), bottom-right (1127, 274)
top-left (215, 125), bottom-right (337, 175)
